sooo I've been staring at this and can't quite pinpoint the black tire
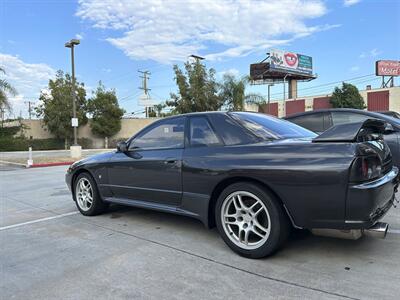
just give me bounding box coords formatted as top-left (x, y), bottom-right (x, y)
top-left (73, 172), bottom-right (108, 216)
top-left (215, 182), bottom-right (290, 259)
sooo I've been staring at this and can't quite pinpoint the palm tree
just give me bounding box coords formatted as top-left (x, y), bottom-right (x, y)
top-left (0, 67), bottom-right (17, 112)
top-left (220, 74), bottom-right (264, 111)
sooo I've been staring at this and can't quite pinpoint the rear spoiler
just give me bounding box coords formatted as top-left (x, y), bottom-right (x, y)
top-left (313, 119), bottom-right (386, 143)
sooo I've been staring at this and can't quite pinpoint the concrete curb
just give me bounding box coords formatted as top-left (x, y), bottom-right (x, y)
top-left (0, 160), bottom-right (27, 168)
top-left (30, 161), bottom-right (74, 168)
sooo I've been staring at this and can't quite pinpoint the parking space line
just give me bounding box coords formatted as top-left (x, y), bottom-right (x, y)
top-left (0, 211), bottom-right (79, 231)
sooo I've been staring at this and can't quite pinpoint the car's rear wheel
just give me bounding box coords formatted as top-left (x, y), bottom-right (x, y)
top-left (215, 182), bottom-right (290, 258)
top-left (74, 172), bottom-right (108, 216)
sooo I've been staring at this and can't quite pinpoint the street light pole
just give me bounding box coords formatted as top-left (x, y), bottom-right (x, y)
top-left (65, 39), bottom-right (81, 157)
top-left (70, 44), bottom-right (77, 145)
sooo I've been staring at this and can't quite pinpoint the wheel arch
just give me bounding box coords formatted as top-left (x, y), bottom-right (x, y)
top-left (207, 176), bottom-right (297, 229)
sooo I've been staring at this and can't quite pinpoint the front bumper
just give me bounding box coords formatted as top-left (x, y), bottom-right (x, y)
top-left (345, 166), bottom-right (399, 229)
top-left (65, 171), bottom-right (73, 192)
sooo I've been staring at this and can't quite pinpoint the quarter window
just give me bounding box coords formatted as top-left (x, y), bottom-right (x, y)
top-left (189, 117), bottom-right (221, 147)
top-left (130, 118), bottom-right (185, 150)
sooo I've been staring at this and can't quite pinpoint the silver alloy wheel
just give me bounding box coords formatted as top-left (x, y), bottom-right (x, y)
top-left (76, 178), bottom-right (93, 212)
top-left (221, 191), bottom-right (271, 250)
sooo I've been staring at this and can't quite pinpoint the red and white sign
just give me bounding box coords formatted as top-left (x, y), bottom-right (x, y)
top-left (376, 60), bottom-right (400, 76)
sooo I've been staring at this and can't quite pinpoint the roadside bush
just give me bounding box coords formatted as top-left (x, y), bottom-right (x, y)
top-left (78, 138), bottom-right (93, 149)
top-left (0, 137), bottom-right (29, 151)
top-left (109, 138), bottom-right (129, 149)
top-left (0, 126), bottom-right (21, 138)
top-left (0, 137), bottom-right (94, 151)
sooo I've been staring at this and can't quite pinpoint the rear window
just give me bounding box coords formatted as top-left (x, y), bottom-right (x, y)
top-left (230, 112), bottom-right (317, 140)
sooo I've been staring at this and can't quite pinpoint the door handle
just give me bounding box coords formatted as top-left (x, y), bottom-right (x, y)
top-left (164, 158), bottom-right (177, 164)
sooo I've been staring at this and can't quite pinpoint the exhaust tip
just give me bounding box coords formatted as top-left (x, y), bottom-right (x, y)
top-left (363, 222), bottom-right (389, 239)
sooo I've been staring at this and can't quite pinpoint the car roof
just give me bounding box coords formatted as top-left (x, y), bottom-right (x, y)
top-left (284, 108), bottom-right (400, 127)
top-left (161, 111), bottom-right (227, 119)
top-left (160, 111), bottom-right (264, 120)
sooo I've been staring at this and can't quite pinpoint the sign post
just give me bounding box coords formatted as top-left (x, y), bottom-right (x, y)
top-left (376, 60), bottom-right (400, 88)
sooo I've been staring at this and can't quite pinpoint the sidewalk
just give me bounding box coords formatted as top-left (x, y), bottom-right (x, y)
top-left (0, 148), bottom-right (112, 166)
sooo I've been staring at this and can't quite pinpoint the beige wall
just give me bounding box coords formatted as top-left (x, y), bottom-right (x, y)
top-left (20, 118), bottom-right (158, 148)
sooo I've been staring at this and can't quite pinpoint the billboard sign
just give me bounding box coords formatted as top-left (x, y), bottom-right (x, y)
top-left (269, 49), bottom-right (313, 75)
top-left (376, 60), bottom-right (400, 76)
top-left (138, 93), bottom-right (156, 106)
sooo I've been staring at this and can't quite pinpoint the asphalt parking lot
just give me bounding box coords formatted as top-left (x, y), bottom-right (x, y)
top-left (1, 165), bottom-right (399, 300)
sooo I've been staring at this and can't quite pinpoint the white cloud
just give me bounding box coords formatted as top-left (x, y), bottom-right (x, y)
top-left (76, 0), bottom-right (336, 63)
top-left (217, 68), bottom-right (240, 79)
top-left (75, 33), bottom-right (84, 40)
top-left (359, 48), bottom-right (382, 58)
top-left (0, 53), bottom-right (55, 118)
top-left (343, 0), bottom-right (361, 7)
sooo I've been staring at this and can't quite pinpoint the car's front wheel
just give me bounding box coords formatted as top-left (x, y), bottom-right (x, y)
top-left (74, 172), bottom-right (108, 216)
top-left (215, 182), bottom-right (290, 258)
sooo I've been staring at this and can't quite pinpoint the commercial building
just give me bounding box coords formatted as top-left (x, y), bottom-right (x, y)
top-left (258, 86), bottom-right (400, 117)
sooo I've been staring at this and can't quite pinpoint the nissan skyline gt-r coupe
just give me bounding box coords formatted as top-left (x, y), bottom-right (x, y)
top-left (66, 112), bottom-right (399, 258)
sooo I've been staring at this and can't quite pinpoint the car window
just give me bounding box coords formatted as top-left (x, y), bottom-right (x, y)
top-left (231, 112), bottom-right (317, 140)
top-left (208, 114), bottom-right (258, 145)
top-left (130, 117), bottom-right (185, 150)
top-left (289, 113), bottom-right (324, 133)
top-left (332, 112), bottom-right (370, 125)
top-left (323, 113), bottom-right (333, 130)
top-left (189, 117), bottom-right (221, 147)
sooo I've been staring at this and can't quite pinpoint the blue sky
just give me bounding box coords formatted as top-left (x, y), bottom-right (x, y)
top-left (1, 0), bottom-right (399, 118)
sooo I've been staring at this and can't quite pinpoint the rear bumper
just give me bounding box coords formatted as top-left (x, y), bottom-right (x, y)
top-left (345, 166), bottom-right (399, 229)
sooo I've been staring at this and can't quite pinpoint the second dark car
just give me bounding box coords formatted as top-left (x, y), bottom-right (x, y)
top-left (285, 108), bottom-right (400, 167)
top-left (66, 112), bottom-right (399, 258)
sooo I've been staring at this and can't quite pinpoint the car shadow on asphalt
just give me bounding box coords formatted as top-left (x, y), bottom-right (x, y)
top-left (97, 204), bottom-right (390, 262)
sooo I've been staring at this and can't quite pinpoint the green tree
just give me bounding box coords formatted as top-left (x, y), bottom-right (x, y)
top-left (36, 70), bottom-right (88, 147)
top-left (219, 74), bottom-right (264, 111)
top-left (167, 60), bottom-right (222, 113)
top-left (330, 82), bottom-right (366, 109)
top-left (88, 82), bottom-right (125, 145)
top-left (153, 103), bottom-right (166, 117)
top-left (0, 67), bottom-right (17, 113)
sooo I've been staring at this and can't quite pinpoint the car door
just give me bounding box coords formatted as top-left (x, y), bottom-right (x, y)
top-left (182, 115), bottom-right (225, 196)
top-left (107, 117), bottom-right (185, 206)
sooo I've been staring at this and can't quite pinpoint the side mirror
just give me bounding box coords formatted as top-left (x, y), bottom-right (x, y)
top-left (384, 123), bottom-right (395, 134)
top-left (117, 141), bottom-right (128, 152)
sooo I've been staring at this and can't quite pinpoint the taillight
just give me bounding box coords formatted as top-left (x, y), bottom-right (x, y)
top-left (350, 155), bottom-right (382, 182)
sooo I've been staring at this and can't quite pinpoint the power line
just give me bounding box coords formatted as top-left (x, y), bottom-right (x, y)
top-left (267, 74), bottom-right (376, 99)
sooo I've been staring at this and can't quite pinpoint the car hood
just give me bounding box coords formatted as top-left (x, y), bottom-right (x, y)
top-left (71, 151), bottom-right (115, 168)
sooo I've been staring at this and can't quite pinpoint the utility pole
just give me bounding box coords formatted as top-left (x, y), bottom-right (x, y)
top-left (267, 83), bottom-right (274, 115)
top-left (65, 38), bottom-right (81, 158)
top-left (24, 101), bottom-right (34, 119)
top-left (138, 70), bottom-right (151, 117)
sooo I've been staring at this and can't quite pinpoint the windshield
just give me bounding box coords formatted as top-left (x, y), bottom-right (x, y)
top-left (230, 112), bottom-right (317, 140)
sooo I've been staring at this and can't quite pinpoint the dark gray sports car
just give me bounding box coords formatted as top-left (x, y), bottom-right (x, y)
top-left (66, 112), bottom-right (399, 258)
